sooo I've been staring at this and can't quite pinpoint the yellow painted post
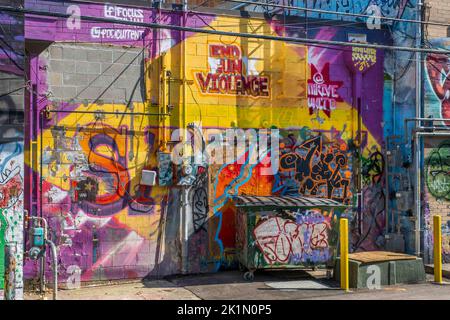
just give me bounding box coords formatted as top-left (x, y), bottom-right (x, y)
top-left (434, 215), bottom-right (442, 284)
top-left (340, 218), bottom-right (349, 291)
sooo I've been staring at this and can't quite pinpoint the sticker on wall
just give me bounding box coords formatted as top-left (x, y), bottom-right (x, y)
top-left (351, 47), bottom-right (377, 73)
top-left (158, 152), bottom-right (173, 186)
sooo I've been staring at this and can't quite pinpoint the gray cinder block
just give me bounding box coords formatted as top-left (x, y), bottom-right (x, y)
top-left (334, 257), bottom-right (426, 289)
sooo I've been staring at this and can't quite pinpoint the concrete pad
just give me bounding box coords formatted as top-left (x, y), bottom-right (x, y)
top-left (22, 270), bottom-right (450, 300)
top-left (166, 270), bottom-right (344, 300)
top-left (335, 256), bottom-right (426, 288)
top-left (304, 282), bottom-right (450, 300)
top-left (25, 280), bottom-right (200, 300)
top-left (425, 263), bottom-right (450, 279)
top-left (265, 280), bottom-right (333, 290)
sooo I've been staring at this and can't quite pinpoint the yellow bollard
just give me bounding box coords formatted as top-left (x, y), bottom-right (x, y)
top-left (340, 218), bottom-right (349, 291)
top-left (434, 215), bottom-right (442, 284)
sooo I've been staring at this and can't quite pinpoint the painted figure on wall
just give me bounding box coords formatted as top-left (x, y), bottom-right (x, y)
top-left (426, 53), bottom-right (450, 125)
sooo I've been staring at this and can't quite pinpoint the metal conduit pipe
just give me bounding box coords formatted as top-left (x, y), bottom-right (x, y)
top-left (398, 117), bottom-right (450, 256)
top-left (38, 217), bottom-right (48, 294)
top-left (228, 0), bottom-right (450, 27)
top-left (45, 239), bottom-right (58, 300)
top-left (384, 136), bottom-right (391, 235)
top-left (414, 128), bottom-right (421, 257)
top-left (42, 109), bottom-right (171, 116)
top-left (404, 118), bottom-right (450, 145)
top-left (181, 0), bottom-right (189, 276)
top-left (416, 132), bottom-right (450, 137)
top-left (1, 5), bottom-right (449, 55)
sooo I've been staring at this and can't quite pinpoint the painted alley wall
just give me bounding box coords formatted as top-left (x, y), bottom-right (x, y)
top-left (245, 0), bottom-right (421, 257)
top-left (424, 37), bottom-right (450, 263)
top-left (0, 0), bottom-right (25, 299)
top-left (17, 0), bottom-right (419, 285)
top-left (277, 0), bottom-right (421, 256)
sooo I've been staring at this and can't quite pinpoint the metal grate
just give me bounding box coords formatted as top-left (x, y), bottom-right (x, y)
top-left (232, 195), bottom-right (348, 210)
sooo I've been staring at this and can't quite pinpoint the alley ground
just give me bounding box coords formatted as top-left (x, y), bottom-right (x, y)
top-left (24, 269), bottom-right (450, 300)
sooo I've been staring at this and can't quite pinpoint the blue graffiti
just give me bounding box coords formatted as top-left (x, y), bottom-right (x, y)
top-left (0, 142), bottom-right (22, 173)
top-left (212, 145), bottom-right (270, 271)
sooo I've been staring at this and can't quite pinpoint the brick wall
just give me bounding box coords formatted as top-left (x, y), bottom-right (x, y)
top-left (424, 137), bottom-right (450, 263)
top-left (425, 0), bottom-right (450, 39)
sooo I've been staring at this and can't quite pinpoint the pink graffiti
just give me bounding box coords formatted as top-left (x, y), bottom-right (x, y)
top-left (253, 216), bottom-right (329, 265)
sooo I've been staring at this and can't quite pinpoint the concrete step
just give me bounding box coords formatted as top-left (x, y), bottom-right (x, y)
top-left (335, 251), bottom-right (426, 289)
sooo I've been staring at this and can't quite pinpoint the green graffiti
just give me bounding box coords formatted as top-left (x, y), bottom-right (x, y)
top-left (361, 148), bottom-right (385, 186)
top-left (425, 141), bottom-right (450, 200)
top-left (0, 209), bottom-right (7, 289)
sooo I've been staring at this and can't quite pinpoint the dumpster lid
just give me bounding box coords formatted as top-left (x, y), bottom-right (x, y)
top-left (232, 195), bottom-right (348, 210)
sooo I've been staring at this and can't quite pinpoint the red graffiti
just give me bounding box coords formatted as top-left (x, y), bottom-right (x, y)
top-left (195, 44), bottom-right (270, 97)
top-left (307, 63), bottom-right (343, 118)
top-left (426, 53), bottom-right (450, 125)
top-left (0, 167), bottom-right (23, 209)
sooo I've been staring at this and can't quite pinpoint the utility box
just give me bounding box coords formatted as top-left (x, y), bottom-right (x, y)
top-left (384, 233), bottom-right (405, 253)
top-left (31, 227), bottom-right (45, 247)
top-left (140, 170), bottom-right (157, 186)
top-left (396, 191), bottom-right (414, 211)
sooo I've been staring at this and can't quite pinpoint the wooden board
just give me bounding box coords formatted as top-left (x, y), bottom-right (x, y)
top-left (348, 251), bottom-right (417, 264)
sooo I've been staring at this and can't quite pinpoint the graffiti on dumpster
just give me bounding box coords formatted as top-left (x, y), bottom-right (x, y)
top-left (253, 211), bottom-right (331, 265)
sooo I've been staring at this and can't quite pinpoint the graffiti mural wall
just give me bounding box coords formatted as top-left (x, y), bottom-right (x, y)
top-left (16, 0), bottom-right (415, 284)
top-left (424, 138), bottom-right (450, 263)
top-left (0, 0), bottom-right (25, 299)
top-left (424, 38), bottom-right (450, 264)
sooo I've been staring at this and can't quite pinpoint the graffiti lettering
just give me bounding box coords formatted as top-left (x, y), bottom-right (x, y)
top-left (195, 44), bottom-right (270, 97)
top-left (279, 136), bottom-right (351, 203)
top-left (425, 141), bottom-right (450, 200)
top-left (307, 64), bottom-right (343, 117)
top-left (253, 213), bottom-right (330, 265)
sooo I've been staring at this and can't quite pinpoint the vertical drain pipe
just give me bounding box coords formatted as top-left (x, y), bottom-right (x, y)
top-left (414, 0), bottom-right (423, 257)
top-left (45, 239), bottom-right (57, 300)
top-left (39, 111), bottom-right (45, 294)
top-left (39, 216), bottom-right (48, 295)
top-left (4, 244), bottom-right (17, 300)
top-left (180, 0), bottom-right (189, 275)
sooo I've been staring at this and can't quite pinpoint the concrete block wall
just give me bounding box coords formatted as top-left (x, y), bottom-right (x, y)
top-left (21, 0), bottom-right (393, 285)
top-left (44, 43), bottom-right (146, 104)
top-left (32, 40), bottom-right (159, 285)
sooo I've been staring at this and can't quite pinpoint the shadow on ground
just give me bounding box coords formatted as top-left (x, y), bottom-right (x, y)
top-left (144, 270), bottom-right (344, 300)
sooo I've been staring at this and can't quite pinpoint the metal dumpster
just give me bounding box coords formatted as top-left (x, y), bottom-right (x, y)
top-left (233, 195), bottom-right (349, 280)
